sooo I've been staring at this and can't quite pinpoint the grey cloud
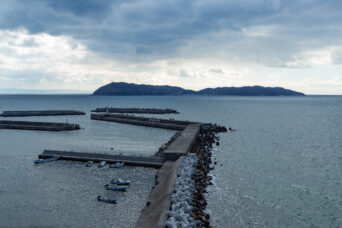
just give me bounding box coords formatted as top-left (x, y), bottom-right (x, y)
top-left (0, 0), bottom-right (341, 66)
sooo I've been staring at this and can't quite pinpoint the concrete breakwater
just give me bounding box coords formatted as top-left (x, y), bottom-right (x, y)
top-left (0, 110), bottom-right (86, 117)
top-left (91, 114), bottom-right (190, 130)
top-left (89, 111), bottom-right (227, 227)
top-left (0, 120), bottom-right (80, 131)
top-left (165, 154), bottom-right (198, 228)
top-left (137, 125), bottom-right (226, 228)
top-left (92, 107), bottom-right (179, 114)
top-left (136, 157), bottom-right (184, 228)
top-left (163, 124), bottom-right (200, 161)
top-left (39, 150), bottom-right (163, 168)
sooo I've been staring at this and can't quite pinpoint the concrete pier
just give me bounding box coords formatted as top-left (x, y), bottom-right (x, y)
top-left (163, 124), bottom-right (201, 161)
top-left (91, 114), bottom-right (199, 130)
top-left (0, 120), bottom-right (80, 131)
top-left (92, 107), bottom-right (179, 114)
top-left (39, 150), bottom-right (163, 168)
top-left (136, 157), bottom-right (184, 228)
top-left (91, 114), bottom-right (188, 130)
top-left (0, 110), bottom-right (86, 117)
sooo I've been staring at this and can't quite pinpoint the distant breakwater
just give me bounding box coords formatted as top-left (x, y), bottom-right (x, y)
top-left (92, 107), bottom-right (179, 114)
top-left (0, 120), bottom-right (81, 131)
top-left (0, 110), bottom-right (85, 117)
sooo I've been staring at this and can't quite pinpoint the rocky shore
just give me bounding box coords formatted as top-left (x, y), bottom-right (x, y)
top-left (191, 125), bottom-right (226, 227)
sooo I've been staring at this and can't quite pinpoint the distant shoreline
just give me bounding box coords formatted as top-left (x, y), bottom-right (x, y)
top-left (93, 82), bottom-right (305, 96)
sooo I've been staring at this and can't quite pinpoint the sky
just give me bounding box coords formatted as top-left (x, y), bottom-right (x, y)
top-left (0, 0), bottom-right (342, 94)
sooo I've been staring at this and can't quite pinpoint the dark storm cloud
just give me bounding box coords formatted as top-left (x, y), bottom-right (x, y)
top-left (0, 0), bottom-right (342, 65)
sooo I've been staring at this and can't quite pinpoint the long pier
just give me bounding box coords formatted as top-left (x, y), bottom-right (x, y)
top-left (163, 124), bottom-right (200, 161)
top-left (0, 110), bottom-right (86, 117)
top-left (39, 150), bottom-right (163, 168)
top-left (91, 114), bottom-right (197, 130)
top-left (92, 107), bottom-right (179, 114)
top-left (136, 157), bottom-right (184, 228)
top-left (0, 120), bottom-right (80, 131)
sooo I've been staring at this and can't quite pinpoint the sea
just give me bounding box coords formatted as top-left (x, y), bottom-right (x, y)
top-left (0, 95), bottom-right (341, 227)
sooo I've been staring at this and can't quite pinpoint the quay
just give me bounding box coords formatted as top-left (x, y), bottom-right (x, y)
top-left (39, 150), bottom-right (163, 168)
top-left (92, 107), bottom-right (179, 114)
top-left (0, 120), bottom-right (80, 131)
top-left (0, 110), bottom-right (86, 117)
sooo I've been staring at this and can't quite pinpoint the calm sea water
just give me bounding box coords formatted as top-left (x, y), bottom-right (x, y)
top-left (0, 95), bottom-right (341, 227)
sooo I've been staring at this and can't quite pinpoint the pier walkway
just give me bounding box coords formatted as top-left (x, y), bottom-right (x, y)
top-left (163, 124), bottom-right (200, 161)
top-left (91, 114), bottom-right (189, 130)
top-left (39, 150), bottom-right (163, 168)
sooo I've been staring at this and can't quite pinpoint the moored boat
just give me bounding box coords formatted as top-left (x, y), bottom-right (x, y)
top-left (34, 156), bottom-right (60, 164)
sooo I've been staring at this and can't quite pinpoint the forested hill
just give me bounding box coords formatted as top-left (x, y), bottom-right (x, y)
top-left (93, 82), bottom-right (305, 96)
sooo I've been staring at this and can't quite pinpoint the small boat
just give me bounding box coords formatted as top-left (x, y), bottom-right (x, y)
top-left (111, 178), bottom-right (131, 185)
top-left (104, 184), bottom-right (128, 192)
top-left (110, 162), bottom-right (125, 168)
top-left (98, 161), bottom-right (107, 167)
top-left (86, 161), bottom-right (94, 167)
top-left (97, 195), bottom-right (116, 204)
top-left (34, 156), bottom-right (60, 164)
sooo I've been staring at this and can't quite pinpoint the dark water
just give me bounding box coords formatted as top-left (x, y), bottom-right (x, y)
top-left (0, 95), bottom-right (341, 227)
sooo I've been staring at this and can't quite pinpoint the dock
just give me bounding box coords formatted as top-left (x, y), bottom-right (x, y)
top-left (39, 150), bottom-right (163, 168)
top-left (0, 110), bottom-right (86, 117)
top-left (0, 120), bottom-right (80, 131)
top-left (92, 107), bottom-right (179, 114)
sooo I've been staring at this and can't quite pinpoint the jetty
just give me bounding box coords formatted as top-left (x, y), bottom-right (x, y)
top-left (92, 107), bottom-right (179, 114)
top-left (38, 150), bottom-right (163, 168)
top-left (0, 110), bottom-right (86, 117)
top-left (163, 124), bottom-right (200, 161)
top-left (136, 157), bottom-right (184, 228)
top-left (91, 114), bottom-right (195, 130)
top-left (0, 120), bottom-right (80, 131)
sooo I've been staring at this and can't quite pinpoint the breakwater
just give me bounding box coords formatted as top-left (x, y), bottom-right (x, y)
top-left (137, 125), bottom-right (226, 228)
top-left (91, 114), bottom-right (192, 130)
top-left (136, 157), bottom-right (184, 228)
top-left (90, 112), bottom-right (227, 227)
top-left (39, 150), bottom-right (163, 168)
top-left (163, 124), bottom-right (200, 161)
top-left (92, 107), bottom-right (179, 114)
top-left (0, 120), bottom-right (80, 131)
top-left (0, 110), bottom-right (85, 117)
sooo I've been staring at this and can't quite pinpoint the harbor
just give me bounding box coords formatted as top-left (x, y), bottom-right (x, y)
top-left (28, 108), bottom-right (226, 227)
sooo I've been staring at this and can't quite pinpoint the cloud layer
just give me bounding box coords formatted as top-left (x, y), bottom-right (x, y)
top-left (0, 0), bottom-right (342, 94)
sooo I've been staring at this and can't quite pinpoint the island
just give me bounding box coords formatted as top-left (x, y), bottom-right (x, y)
top-left (93, 82), bottom-right (305, 96)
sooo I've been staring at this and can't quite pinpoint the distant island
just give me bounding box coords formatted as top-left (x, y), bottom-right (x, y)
top-left (93, 82), bottom-right (305, 96)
